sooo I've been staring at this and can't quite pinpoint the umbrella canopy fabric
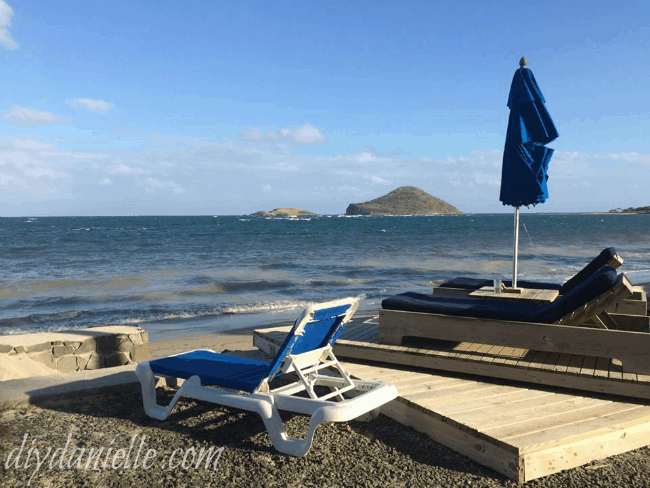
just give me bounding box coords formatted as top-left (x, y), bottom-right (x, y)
top-left (500, 67), bottom-right (559, 207)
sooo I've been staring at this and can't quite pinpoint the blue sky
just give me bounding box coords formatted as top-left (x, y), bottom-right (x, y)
top-left (1, 0), bottom-right (649, 216)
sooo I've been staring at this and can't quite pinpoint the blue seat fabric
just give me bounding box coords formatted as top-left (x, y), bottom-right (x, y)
top-left (150, 351), bottom-right (272, 392)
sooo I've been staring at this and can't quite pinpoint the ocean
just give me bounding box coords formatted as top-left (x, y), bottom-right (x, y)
top-left (1, 214), bottom-right (649, 340)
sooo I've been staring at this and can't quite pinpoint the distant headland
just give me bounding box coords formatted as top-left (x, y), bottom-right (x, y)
top-left (345, 186), bottom-right (461, 215)
top-left (251, 208), bottom-right (318, 217)
top-left (609, 206), bottom-right (650, 214)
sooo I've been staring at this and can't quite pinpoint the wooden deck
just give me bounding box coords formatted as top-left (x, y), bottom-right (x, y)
top-left (253, 316), bottom-right (650, 483)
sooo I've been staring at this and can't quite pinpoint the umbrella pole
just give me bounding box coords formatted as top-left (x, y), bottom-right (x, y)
top-left (513, 206), bottom-right (520, 288)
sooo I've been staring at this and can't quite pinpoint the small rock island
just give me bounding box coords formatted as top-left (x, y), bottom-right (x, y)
top-left (346, 186), bottom-right (461, 215)
top-left (251, 208), bottom-right (318, 217)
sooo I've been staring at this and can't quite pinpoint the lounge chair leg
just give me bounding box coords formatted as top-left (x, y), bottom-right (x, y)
top-left (254, 400), bottom-right (326, 456)
top-left (135, 361), bottom-right (191, 421)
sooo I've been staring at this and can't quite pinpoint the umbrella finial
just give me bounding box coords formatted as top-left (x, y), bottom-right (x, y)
top-left (519, 56), bottom-right (528, 68)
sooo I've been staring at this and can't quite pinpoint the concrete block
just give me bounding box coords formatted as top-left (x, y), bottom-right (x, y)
top-left (0, 344), bottom-right (13, 354)
top-left (57, 355), bottom-right (78, 373)
top-left (75, 338), bottom-right (96, 355)
top-left (52, 345), bottom-right (76, 358)
top-left (14, 346), bottom-right (27, 354)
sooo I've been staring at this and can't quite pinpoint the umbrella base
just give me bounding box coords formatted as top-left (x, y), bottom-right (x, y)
top-left (501, 286), bottom-right (523, 294)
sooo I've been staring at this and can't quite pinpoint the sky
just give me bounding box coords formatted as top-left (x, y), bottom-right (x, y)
top-left (1, 0), bottom-right (649, 216)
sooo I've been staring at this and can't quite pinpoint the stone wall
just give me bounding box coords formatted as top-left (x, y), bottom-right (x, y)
top-left (0, 326), bottom-right (150, 381)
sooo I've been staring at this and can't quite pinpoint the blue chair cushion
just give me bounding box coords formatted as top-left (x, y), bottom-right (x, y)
top-left (150, 350), bottom-right (272, 393)
top-left (383, 267), bottom-right (618, 324)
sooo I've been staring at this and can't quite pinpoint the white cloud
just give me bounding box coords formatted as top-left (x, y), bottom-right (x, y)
top-left (364, 174), bottom-right (390, 185)
top-left (240, 123), bottom-right (325, 146)
top-left (3, 106), bottom-right (70, 128)
top-left (67, 98), bottom-right (115, 113)
top-left (0, 1), bottom-right (17, 50)
top-left (99, 176), bottom-right (113, 186)
top-left (106, 163), bottom-right (145, 175)
top-left (261, 184), bottom-right (272, 192)
top-left (11, 139), bottom-right (55, 151)
top-left (143, 177), bottom-right (185, 194)
top-left (355, 149), bottom-right (390, 164)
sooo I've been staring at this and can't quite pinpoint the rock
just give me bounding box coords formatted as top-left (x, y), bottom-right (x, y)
top-left (0, 344), bottom-right (13, 354)
top-left (28, 351), bottom-right (57, 370)
top-left (251, 208), bottom-right (318, 217)
top-left (85, 352), bottom-right (104, 370)
top-left (26, 342), bottom-right (52, 354)
top-left (345, 186), bottom-right (461, 215)
top-left (104, 351), bottom-right (131, 368)
top-left (52, 345), bottom-right (76, 358)
top-left (56, 355), bottom-right (78, 373)
top-left (75, 338), bottom-right (96, 355)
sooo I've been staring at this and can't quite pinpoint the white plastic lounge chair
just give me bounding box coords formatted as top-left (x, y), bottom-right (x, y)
top-left (136, 297), bottom-right (397, 456)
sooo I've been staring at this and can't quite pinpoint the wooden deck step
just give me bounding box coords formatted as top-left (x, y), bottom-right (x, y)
top-left (253, 317), bottom-right (650, 483)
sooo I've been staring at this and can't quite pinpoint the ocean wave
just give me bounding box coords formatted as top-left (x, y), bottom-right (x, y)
top-left (183, 280), bottom-right (295, 294)
top-left (0, 310), bottom-right (83, 328)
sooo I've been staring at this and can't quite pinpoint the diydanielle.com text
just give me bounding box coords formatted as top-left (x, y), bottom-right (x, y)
top-left (4, 433), bottom-right (225, 485)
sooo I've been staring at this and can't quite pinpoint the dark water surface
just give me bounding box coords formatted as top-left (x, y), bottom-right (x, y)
top-left (1, 214), bottom-right (649, 339)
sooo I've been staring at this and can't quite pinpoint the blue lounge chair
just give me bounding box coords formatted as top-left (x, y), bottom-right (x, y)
top-left (136, 298), bottom-right (397, 456)
top-left (436, 247), bottom-right (623, 295)
top-left (383, 267), bottom-right (629, 328)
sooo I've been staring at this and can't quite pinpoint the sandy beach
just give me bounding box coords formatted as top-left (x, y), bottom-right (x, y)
top-left (2, 325), bottom-right (650, 487)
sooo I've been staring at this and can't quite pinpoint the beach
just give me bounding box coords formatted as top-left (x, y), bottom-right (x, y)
top-left (3, 214), bottom-right (650, 485)
top-left (2, 325), bottom-right (650, 487)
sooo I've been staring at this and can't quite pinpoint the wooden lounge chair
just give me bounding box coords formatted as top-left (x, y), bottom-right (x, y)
top-left (380, 268), bottom-right (650, 374)
top-left (136, 298), bottom-right (398, 456)
top-left (434, 247), bottom-right (623, 297)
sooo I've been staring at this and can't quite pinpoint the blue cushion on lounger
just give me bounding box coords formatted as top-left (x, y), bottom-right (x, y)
top-left (559, 247), bottom-right (617, 294)
top-left (530, 266), bottom-right (617, 323)
top-left (382, 267), bottom-right (618, 324)
top-left (150, 350), bottom-right (272, 392)
top-left (437, 247), bottom-right (617, 294)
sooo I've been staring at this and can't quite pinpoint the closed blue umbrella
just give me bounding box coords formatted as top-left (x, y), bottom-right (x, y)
top-left (501, 57), bottom-right (559, 288)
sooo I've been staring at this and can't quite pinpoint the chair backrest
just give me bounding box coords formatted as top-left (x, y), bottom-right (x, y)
top-left (266, 298), bottom-right (359, 380)
top-left (531, 266), bottom-right (619, 323)
top-left (560, 247), bottom-right (622, 294)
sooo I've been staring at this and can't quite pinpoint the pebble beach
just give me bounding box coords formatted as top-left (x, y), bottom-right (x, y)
top-left (3, 330), bottom-right (650, 487)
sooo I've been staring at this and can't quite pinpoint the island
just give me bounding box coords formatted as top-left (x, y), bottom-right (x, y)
top-left (609, 206), bottom-right (650, 214)
top-left (345, 186), bottom-right (461, 215)
top-left (251, 208), bottom-right (318, 217)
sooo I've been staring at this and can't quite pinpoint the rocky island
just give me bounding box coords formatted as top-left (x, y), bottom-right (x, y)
top-left (251, 208), bottom-right (318, 217)
top-left (609, 206), bottom-right (650, 214)
top-left (346, 186), bottom-right (461, 215)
